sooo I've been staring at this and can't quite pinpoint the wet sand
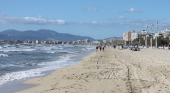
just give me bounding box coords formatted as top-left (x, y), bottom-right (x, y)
top-left (16, 47), bottom-right (170, 93)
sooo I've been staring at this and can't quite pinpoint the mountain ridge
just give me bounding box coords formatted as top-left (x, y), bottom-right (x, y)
top-left (0, 29), bottom-right (95, 41)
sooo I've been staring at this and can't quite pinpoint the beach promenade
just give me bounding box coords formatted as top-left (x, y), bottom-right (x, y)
top-left (16, 47), bottom-right (170, 93)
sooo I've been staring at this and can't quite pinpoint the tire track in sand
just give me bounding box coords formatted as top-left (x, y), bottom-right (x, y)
top-left (115, 58), bottom-right (146, 93)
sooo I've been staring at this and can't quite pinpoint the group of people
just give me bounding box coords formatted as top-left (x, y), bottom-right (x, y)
top-left (96, 46), bottom-right (105, 52)
top-left (95, 44), bottom-right (140, 52)
top-left (130, 47), bottom-right (140, 51)
top-left (130, 44), bottom-right (140, 51)
top-left (113, 45), bottom-right (124, 50)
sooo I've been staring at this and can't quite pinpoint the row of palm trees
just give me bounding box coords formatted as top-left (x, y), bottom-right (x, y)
top-left (129, 35), bottom-right (170, 47)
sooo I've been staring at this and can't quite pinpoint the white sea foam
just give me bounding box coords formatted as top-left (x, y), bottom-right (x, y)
top-left (51, 45), bottom-right (64, 50)
top-left (0, 44), bottom-right (94, 86)
top-left (0, 44), bottom-right (40, 52)
top-left (86, 46), bottom-right (95, 50)
top-left (35, 45), bottom-right (63, 51)
top-left (0, 69), bottom-right (42, 86)
top-left (0, 49), bottom-right (36, 52)
top-left (42, 50), bottom-right (56, 54)
top-left (0, 64), bottom-right (24, 68)
top-left (63, 45), bottom-right (73, 47)
top-left (0, 57), bottom-right (74, 86)
top-left (0, 54), bottom-right (8, 57)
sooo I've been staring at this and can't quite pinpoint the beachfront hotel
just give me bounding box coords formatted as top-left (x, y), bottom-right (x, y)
top-left (123, 28), bottom-right (170, 47)
top-left (157, 28), bottom-right (170, 38)
top-left (123, 30), bottom-right (138, 46)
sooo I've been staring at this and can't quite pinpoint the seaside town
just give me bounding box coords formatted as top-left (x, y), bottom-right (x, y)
top-left (1, 21), bottom-right (169, 93)
top-left (1, 1), bottom-right (170, 93)
top-left (1, 27), bottom-right (170, 51)
top-left (123, 27), bottom-right (170, 49)
top-left (0, 39), bottom-right (91, 45)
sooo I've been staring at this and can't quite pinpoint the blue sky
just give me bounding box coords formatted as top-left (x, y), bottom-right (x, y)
top-left (0, 0), bottom-right (170, 39)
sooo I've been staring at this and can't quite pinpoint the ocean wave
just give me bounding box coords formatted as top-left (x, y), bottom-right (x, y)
top-left (46, 51), bottom-right (56, 54)
top-left (63, 45), bottom-right (73, 47)
top-left (42, 51), bottom-right (56, 54)
top-left (0, 48), bottom-right (36, 52)
top-left (38, 45), bottom-right (63, 51)
top-left (0, 64), bottom-right (16, 68)
top-left (51, 46), bottom-right (64, 50)
top-left (0, 54), bottom-right (8, 57)
top-left (0, 70), bottom-right (43, 86)
top-left (0, 44), bottom-right (95, 86)
top-left (25, 63), bottom-right (38, 66)
top-left (0, 58), bottom-right (74, 86)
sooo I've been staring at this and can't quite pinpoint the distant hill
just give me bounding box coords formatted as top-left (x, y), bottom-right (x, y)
top-left (0, 29), bottom-right (95, 41)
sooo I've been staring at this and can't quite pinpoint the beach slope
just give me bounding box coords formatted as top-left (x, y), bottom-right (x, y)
top-left (16, 47), bottom-right (170, 93)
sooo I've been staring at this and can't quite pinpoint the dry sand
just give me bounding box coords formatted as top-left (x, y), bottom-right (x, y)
top-left (16, 47), bottom-right (170, 93)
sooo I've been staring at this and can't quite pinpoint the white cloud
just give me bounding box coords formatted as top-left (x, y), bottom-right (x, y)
top-left (92, 21), bottom-right (97, 24)
top-left (125, 8), bottom-right (142, 13)
top-left (111, 16), bottom-right (127, 20)
top-left (79, 20), bottom-right (170, 31)
top-left (0, 14), bottom-right (65, 25)
top-left (83, 7), bottom-right (98, 11)
top-left (1, 14), bottom-right (170, 32)
top-left (55, 19), bottom-right (65, 25)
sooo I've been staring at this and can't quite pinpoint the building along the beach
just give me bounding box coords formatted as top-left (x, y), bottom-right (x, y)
top-left (92, 41), bottom-right (100, 45)
top-left (123, 30), bottom-right (138, 45)
top-left (157, 28), bottom-right (170, 39)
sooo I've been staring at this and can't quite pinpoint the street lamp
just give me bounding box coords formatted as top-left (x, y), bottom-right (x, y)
top-left (150, 24), bottom-right (154, 48)
top-left (146, 26), bottom-right (149, 31)
top-left (138, 34), bottom-right (140, 45)
top-left (151, 24), bottom-right (154, 32)
top-left (156, 21), bottom-right (158, 48)
top-left (145, 26), bottom-right (148, 47)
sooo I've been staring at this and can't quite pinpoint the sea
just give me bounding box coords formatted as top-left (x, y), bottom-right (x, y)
top-left (0, 44), bottom-right (95, 88)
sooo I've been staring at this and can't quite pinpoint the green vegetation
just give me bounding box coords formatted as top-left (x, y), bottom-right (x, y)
top-left (132, 36), bottom-right (170, 46)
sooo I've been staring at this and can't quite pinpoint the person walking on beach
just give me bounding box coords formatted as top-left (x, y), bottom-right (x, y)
top-left (113, 45), bottom-right (116, 49)
top-left (99, 46), bottom-right (102, 51)
top-left (96, 46), bottom-right (98, 52)
top-left (102, 46), bottom-right (105, 51)
top-left (121, 45), bottom-right (123, 49)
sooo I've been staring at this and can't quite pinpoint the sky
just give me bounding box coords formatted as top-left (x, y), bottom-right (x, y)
top-left (0, 0), bottom-right (170, 39)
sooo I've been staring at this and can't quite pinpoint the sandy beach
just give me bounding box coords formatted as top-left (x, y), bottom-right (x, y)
top-left (16, 47), bottom-right (170, 93)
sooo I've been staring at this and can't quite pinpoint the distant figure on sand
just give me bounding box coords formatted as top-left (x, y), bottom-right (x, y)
top-left (121, 45), bottom-right (123, 49)
top-left (113, 45), bottom-right (116, 49)
top-left (96, 46), bottom-right (98, 52)
top-left (100, 46), bottom-right (102, 51)
top-left (102, 46), bottom-right (104, 51)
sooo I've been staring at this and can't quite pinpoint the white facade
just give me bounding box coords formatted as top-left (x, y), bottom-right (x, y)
top-left (131, 31), bottom-right (138, 41)
top-left (155, 28), bottom-right (170, 38)
top-left (162, 28), bottom-right (170, 38)
top-left (93, 41), bottom-right (100, 44)
top-left (123, 32), bottom-right (128, 41)
top-left (35, 40), bottom-right (40, 44)
top-left (123, 30), bottom-right (138, 42)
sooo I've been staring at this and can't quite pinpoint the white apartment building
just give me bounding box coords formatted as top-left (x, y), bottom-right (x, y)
top-left (159, 28), bottom-right (170, 38)
top-left (123, 30), bottom-right (138, 43)
top-left (131, 30), bottom-right (138, 42)
top-left (123, 32), bottom-right (128, 41)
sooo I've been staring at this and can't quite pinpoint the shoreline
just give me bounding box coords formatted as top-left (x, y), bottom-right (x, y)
top-left (0, 49), bottom-right (94, 93)
top-left (16, 47), bottom-right (170, 93)
top-left (15, 50), bottom-right (98, 93)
